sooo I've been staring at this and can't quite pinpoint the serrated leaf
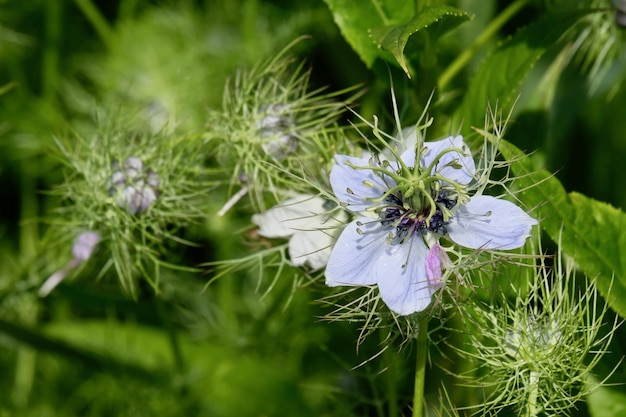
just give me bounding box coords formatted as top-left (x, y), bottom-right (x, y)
top-left (499, 140), bottom-right (626, 318)
top-left (322, 0), bottom-right (412, 68)
top-left (370, 5), bottom-right (470, 78)
top-left (452, 13), bottom-right (580, 130)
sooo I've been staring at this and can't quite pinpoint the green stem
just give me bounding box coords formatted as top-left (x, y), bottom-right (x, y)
top-left (412, 314), bottom-right (430, 417)
top-left (526, 370), bottom-right (539, 417)
top-left (437, 0), bottom-right (530, 91)
top-left (73, 0), bottom-right (114, 48)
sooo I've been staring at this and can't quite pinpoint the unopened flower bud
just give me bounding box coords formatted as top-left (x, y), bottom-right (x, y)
top-left (256, 104), bottom-right (298, 159)
top-left (109, 157), bottom-right (160, 214)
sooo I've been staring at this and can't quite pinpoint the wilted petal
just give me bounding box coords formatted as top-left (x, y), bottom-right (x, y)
top-left (252, 195), bottom-right (328, 238)
top-left (420, 136), bottom-right (476, 185)
top-left (425, 244), bottom-right (449, 288)
top-left (447, 195), bottom-right (537, 250)
top-left (375, 235), bottom-right (434, 315)
top-left (325, 219), bottom-right (387, 287)
top-left (330, 155), bottom-right (391, 212)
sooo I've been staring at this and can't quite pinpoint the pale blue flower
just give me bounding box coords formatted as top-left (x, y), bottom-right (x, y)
top-left (325, 135), bottom-right (537, 315)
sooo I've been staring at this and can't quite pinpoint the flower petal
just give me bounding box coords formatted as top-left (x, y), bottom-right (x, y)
top-left (252, 195), bottom-right (327, 238)
top-left (425, 244), bottom-right (449, 288)
top-left (325, 219), bottom-right (388, 287)
top-left (420, 136), bottom-right (476, 185)
top-left (289, 229), bottom-right (334, 270)
top-left (330, 155), bottom-right (391, 213)
top-left (288, 211), bottom-right (347, 271)
top-left (447, 195), bottom-right (538, 250)
top-left (375, 236), bottom-right (435, 315)
top-left (72, 231), bottom-right (101, 261)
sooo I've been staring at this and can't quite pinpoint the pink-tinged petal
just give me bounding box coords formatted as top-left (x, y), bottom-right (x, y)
top-left (330, 155), bottom-right (392, 212)
top-left (420, 136), bottom-right (476, 185)
top-left (252, 195), bottom-right (327, 238)
top-left (325, 219), bottom-right (388, 287)
top-left (375, 236), bottom-right (435, 315)
top-left (288, 210), bottom-right (347, 271)
top-left (447, 195), bottom-right (538, 250)
top-left (425, 244), bottom-right (450, 288)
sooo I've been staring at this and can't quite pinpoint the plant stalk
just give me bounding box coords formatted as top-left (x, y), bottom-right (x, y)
top-left (412, 314), bottom-right (430, 417)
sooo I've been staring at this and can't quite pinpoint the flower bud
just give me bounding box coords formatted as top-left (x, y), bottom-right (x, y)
top-left (109, 157), bottom-right (160, 214)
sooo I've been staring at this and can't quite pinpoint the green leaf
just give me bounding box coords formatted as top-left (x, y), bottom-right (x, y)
top-left (586, 375), bottom-right (626, 417)
top-left (499, 140), bottom-right (626, 318)
top-left (322, 0), bottom-right (412, 68)
top-left (370, 5), bottom-right (470, 78)
top-left (452, 12), bottom-right (580, 130)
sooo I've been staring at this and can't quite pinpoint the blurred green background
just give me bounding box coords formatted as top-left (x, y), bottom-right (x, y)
top-left (1, 0), bottom-right (626, 416)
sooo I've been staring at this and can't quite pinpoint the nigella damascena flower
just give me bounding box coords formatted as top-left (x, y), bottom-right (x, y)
top-left (39, 231), bottom-right (101, 297)
top-left (325, 135), bottom-right (538, 315)
top-left (109, 157), bottom-right (160, 214)
top-left (255, 104), bottom-right (299, 160)
top-left (252, 194), bottom-right (347, 270)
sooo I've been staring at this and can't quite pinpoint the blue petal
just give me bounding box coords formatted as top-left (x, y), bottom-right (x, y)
top-left (447, 195), bottom-right (538, 250)
top-left (325, 218), bottom-right (388, 287)
top-left (375, 235), bottom-right (435, 315)
top-left (420, 136), bottom-right (476, 185)
top-left (330, 155), bottom-right (392, 213)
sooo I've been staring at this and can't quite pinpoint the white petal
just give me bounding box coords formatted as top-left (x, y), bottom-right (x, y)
top-left (289, 229), bottom-right (334, 270)
top-left (447, 195), bottom-right (538, 250)
top-left (329, 155), bottom-right (391, 213)
top-left (38, 270), bottom-right (68, 297)
top-left (375, 236), bottom-right (435, 315)
top-left (420, 136), bottom-right (476, 185)
top-left (399, 147), bottom-right (417, 168)
top-left (288, 210), bottom-right (347, 271)
top-left (252, 195), bottom-right (327, 238)
top-left (325, 219), bottom-right (388, 287)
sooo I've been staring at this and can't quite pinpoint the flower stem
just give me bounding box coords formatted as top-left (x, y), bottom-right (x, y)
top-left (526, 370), bottom-right (539, 417)
top-left (437, 0), bottom-right (530, 91)
top-left (412, 314), bottom-right (430, 417)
